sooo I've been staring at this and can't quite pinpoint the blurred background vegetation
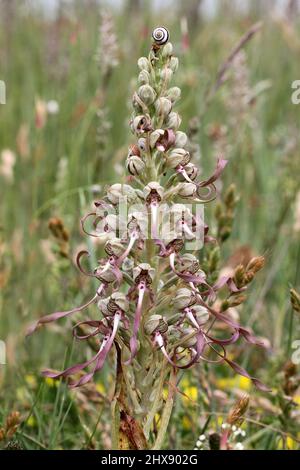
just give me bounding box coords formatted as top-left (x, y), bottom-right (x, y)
top-left (0, 0), bottom-right (299, 450)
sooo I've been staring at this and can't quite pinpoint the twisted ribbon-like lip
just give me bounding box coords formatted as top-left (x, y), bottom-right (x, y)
top-left (125, 281), bottom-right (146, 365)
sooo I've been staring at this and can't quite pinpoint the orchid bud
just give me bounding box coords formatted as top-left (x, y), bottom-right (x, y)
top-left (144, 314), bottom-right (168, 335)
top-left (108, 292), bottom-right (129, 313)
top-left (138, 70), bottom-right (150, 85)
top-left (162, 42), bottom-right (173, 57)
top-left (165, 87), bottom-right (181, 103)
top-left (179, 328), bottom-right (197, 348)
top-left (107, 183), bottom-right (137, 204)
top-left (178, 183), bottom-right (197, 198)
top-left (167, 325), bottom-right (181, 342)
top-left (175, 131), bottom-right (188, 148)
top-left (138, 57), bottom-right (150, 72)
top-left (105, 237), bottom-right (125, 257)
top-left (149, 129), bottom-right (164, 149)
top-left (160, 68), bottom-right (173, 82)
top-left (98, 297), bottom-right (109, 315)
top-left (166, 148), bottom-right (190, 168)
top-left (97, 265), bottom-right (118, 284)
top-left (133, 263), bottom-right (155, 283)
top-left (126, 155), bottom-right (145, 176)
top-left (169, 56), bottom-right (179, 72)
top-left (138, 85), bottom-right (156, 106)
top-left (166, 111), bottom-right (182, 130)
top-left (155, 97), bottom-right (172, 119)
top-left (122, 257), bottom-right (134, 272)
top-left (177, 254), bottom-right (200, 274)
top-left (143, 181), bottom-right (164, 203)
top-left (189, 305), bottom-right (209, 325)
top-left (128, 144), bottom-right (140, 157)
top-left (137, 137), bottom-right (147, 152)
top-left (172, 288), bottom-right (196, 310)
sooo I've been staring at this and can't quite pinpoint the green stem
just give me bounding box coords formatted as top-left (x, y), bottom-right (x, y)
top-left (143, 360), bottom-right (168, 439)
top-left (152, 367), bottom-right (177, 450)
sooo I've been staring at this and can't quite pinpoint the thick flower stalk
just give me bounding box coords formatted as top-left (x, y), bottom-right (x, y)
top-left (27, 27), bottom-right (268, 449)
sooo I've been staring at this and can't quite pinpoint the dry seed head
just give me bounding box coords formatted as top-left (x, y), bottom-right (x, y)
top-left (0, 428), bottom-right (6, 441)
top-left (290, 288), bottom-right (300, 313)
top-left (224, 183), bottom-right (238, 208)
top-left (246, 256), bottom-right (265, 274)
top-left (227, 394), bottom-right (250, 426)
top-left (48, 217), bottom-right (69, 242)
top-left (228, 294), bottom-right (247, 307)
top-left (234, 264), bottom-right (246, 288)
top-left (6, 411), bottom-right (20, 430)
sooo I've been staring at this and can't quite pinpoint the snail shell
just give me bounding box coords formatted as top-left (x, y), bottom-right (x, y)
top-left (152, 27), bottom-right (169, 46)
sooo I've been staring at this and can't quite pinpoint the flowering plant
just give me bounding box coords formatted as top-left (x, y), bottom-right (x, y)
top-left (27, 27), bottom-right (268, 450)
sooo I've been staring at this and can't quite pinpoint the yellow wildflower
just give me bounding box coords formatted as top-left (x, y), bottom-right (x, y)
top-left (25, 374), bottom-right (37, 388)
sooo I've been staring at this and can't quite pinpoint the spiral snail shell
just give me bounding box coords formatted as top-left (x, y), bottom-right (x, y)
top-left (152, 27), bottom-right (169, 46)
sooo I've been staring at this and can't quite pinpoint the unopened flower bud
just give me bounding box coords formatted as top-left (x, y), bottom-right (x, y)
top-left (160, 68), bottom-right (173, 82)
top-left (107, 183), bottom-right (137, 204)
top-left (177, 254), bottom-right (200, 274)
top-left (126, 155), bottom-right (145, 176)
top-left (137, 137), bottom-right (147, 152)
top-left (175, 131), bottom-right (188, 148)
top-left (155, 97), bottom-right (172, 119)
top-left (166, 148), bottom-right (190, 168)
top-left (98, 265), bottom-right (118, 284)
top-left (138, 70), bottom-right (151, 85)
top-left (138, 57), bottom-right (150, 72)
top-left (166, 111), bottom-right (182, 130)
top-left (138, 85), bottom-right (156, 105)
top-left (144, 314), bottom-right (168, 335)
top-left (180, 327), bottom-right (197, 348)
top-left (128, 144), bottom-right (140, 157)
top-left (178, 183), bottom-right (197, 198)
top-left (189, 305), bottom-right (209, 325)
top-left (162, 42), bottom-right (173, 57)
top-left (98, 297), bottom-right (109, 315)
top-left (169, 56), bottom-right (179, 72)
top-left (172, 288), bottom-right (196, 310)
top-left (165, 86), bottom-right (181, 103)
